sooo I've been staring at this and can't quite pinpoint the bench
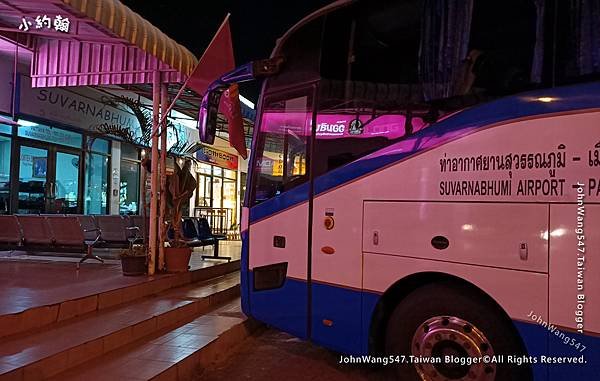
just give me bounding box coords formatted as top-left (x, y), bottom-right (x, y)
top-left (45, 215), bottom-right (103, 268)
top-left (170, 217), bottom-right (229, 261)
top-left (0, 214), bottom-right (146, 267)
top-left (0, 215), bottom-right (22, 250)
top-left (196, 217), bottom-right (228, 261)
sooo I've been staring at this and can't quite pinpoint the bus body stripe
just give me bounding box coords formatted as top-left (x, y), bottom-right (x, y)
top-left (249, 81), bottom-right (600, 224)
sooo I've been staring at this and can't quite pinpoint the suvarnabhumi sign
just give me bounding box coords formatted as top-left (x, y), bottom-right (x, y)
top-left (196, 145), bottom-right (238, 170)
top-left (18, 75), bottom-right (139, 132)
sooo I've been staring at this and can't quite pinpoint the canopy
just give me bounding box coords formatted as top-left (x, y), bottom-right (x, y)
top-left (0, 0), bottom-right (199, 87)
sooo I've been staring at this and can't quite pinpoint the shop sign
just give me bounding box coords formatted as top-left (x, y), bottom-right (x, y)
top-left (18, 14), bottom-right (70, 33)
top-left (196, 145), bottom-right (238, 170)
top-left (19, 75), bottom-right (140, 133)
top-left (17, 122), bottom-right (82, 148)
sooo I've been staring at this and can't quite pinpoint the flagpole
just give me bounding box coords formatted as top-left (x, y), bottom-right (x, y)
top-left (152, 13), bottom-right (231, 138)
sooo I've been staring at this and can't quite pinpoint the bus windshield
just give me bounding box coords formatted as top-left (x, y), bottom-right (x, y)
top-left (249, 0), bottom-right (595, 205)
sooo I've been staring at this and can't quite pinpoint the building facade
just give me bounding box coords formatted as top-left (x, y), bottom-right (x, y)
top-left (0, 56), bottom-right (251, 232)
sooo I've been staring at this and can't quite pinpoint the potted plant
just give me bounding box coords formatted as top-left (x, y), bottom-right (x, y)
top-left (119, 244), bottom-right (147, 276)
top-left (164, 158), bottom-right (197, 272)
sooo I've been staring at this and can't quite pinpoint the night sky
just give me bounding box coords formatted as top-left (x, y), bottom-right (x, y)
top-left (121, 0), bottom-right (333, 102)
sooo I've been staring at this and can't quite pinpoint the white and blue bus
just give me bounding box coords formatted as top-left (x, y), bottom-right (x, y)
top-left (199, 0), bottom-right (600, 379)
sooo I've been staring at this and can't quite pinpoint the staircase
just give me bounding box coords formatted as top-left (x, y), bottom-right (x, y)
top-left (0, 263), bottom-right (259, 381)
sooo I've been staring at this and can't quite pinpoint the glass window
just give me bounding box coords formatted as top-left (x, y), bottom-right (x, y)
top-left (18, 146), bottom-right (47, 214)
top-left (84, 153), bottom-right (108, 214)
top-left (224, 169), bottom-right (237, 179)
top-left (198, 163), bottom-right (212, 174)
top-left (88, 137), bottom-right (110, 154)
top-left (252, 92), bottom-right (312, 205)
top-left (18, 120), bottom-right (82, 148)
top-left (213, 167), bottom-right (222, 177)
top-left (121, 143), bottom-right (139, 160)
top-left (0, 123), bottom-right (11, 135)
top-left (554, 0), bottom-right (600, 84)
top-left (222, 177), bottom-right (237, 225)
top-left (197, 174), bottom-right (212, 207)
top-left (120, 160), bottom-right (140, 215)
top-left (0, 136), bottom-right (11, 214)
top-left (54, 152), bottom-right (80, 214)
top-left (212, 176), bottom-right (222, 208)
top-left (240, 172), bottom-right (247, 207)
top-left (267, 17), bottom-right (323, 91)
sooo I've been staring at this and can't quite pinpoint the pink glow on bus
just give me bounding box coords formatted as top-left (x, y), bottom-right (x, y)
top-left (260, 112), bottom-right (428, 140)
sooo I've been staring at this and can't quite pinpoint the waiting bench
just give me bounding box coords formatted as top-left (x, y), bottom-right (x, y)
top-left (0, 214), bottom-right (147, 268)
top-left (179, 217), bottom-right (229, 261)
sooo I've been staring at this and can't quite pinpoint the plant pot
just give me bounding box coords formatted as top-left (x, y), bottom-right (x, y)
top-left (165, 246), bottom-right (192, 273)
top-left (120, 256), bottom-right (147, 276)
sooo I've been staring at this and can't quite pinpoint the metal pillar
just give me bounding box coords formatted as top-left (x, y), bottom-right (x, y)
top-left (158, 81), bottom-right (168, 271)
top-left (148, 70), bottom-right (161, 275)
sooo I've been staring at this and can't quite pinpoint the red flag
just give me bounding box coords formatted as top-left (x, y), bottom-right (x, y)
top-left (188, 14), bottom-right (247, 158)
top-left (187, 15), bottom-right (235, 96)
top-left (222, 84), bottom-right (247, 159)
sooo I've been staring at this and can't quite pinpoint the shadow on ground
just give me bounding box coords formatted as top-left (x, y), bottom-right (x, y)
top-left (197, 328), bottom-right (392, 381)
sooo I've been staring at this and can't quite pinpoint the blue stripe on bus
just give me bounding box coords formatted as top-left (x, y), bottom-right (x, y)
top-left (249, 82), bottom-right (600, 223)
top-left (248, 274), bottom-right (308, 340)
top-left (249, 182), bottom-right (310, 223)
top-left (311, 282), bottom-right (363, 355)
top-left (513, 320), bottom-right (549, 381)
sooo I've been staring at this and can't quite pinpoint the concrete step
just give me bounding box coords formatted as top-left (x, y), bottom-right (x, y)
top-left (48, 299), bottom-right (261, 381)
top-left (0, 260), bottom-right (240, 340)
top-left (0, 272), bottom-right (241, 381)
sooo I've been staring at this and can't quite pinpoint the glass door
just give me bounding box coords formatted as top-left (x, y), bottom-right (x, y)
top-left (17, 145), bottom-right (49, 214)
top-left (15, 144), bottom-right (81, 214)
top-left (53, 151), bottom-right (80, 214)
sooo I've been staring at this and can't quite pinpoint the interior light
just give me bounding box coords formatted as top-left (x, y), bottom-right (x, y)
top-left (537, 97), bottom-right (555, 103)
top-left (17, 119), bottom-right (39, 127)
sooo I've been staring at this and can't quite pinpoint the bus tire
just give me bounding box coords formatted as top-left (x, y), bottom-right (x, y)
top-left (384, 281), bottom-right (532, 381)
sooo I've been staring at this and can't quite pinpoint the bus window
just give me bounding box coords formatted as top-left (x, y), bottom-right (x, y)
top-left (252, 92), bottom-right (313, 205)
top-left (554, 0), bottom-right (600, 85)
top-left (466, 0), bottom-right (538, 96)
top-left (311, 0), bottom-right (543, 175)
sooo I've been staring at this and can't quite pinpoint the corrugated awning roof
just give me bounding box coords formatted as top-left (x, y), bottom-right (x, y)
top-left (61, 0), bottom-right (198, 77)
top-left (0, 0), bottom-right (199, 87)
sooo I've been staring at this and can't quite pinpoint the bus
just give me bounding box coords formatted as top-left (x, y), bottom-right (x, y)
top-left (198, 0), bottom-right (600, 379)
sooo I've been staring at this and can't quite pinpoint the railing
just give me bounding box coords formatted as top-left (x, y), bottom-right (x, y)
top-left (193, 207), bottom-right (233, 236)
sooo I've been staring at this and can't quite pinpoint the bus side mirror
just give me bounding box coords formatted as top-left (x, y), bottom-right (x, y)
top-left (198, 87), bottom-right (226, 145)
top-left (198, 56), bottom-right (284, 144)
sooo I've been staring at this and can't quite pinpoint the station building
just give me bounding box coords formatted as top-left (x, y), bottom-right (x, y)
top-left (0, 0), bottom-right (254, 234)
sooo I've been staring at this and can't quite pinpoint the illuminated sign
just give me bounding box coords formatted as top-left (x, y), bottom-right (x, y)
top-left (18, 14), bottom-right (70, 33)
top-left (17, 121), bottom-right (82, 148)
top-left (196, 146), bottom-right (238, 170)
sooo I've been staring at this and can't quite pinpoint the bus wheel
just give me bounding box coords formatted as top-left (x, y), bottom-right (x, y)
top-left (384, 281), bottom-right (532, 381)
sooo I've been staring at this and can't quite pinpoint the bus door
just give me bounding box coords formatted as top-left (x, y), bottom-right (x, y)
top-left (247, 86), bottom-right (315, 339)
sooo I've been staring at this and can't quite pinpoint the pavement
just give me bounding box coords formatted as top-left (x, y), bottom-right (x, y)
top-left (0, 241), bottom-right (241, 315)
top-left (196, 328), bottom-right (392, 381)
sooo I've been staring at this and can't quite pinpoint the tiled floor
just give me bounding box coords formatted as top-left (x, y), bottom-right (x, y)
top-left (0, 272), bottom-right (242, 381)
top-left (50, 299), bottom-right (248, 381)
top-left (0, 241), bottom-right (241, 316)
